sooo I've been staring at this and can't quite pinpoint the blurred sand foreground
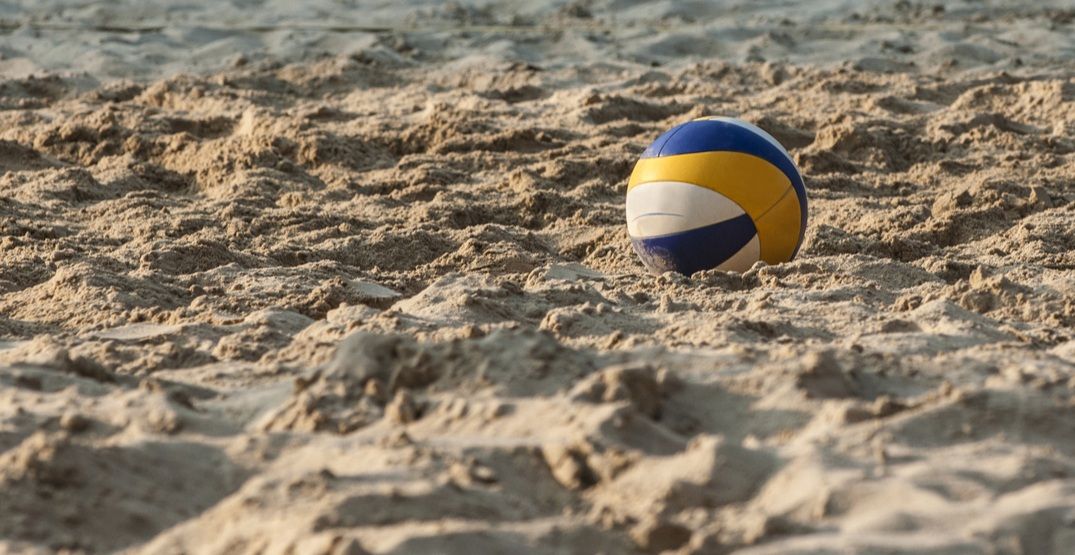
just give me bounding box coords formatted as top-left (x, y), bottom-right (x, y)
top-left (2, 1), bottom-right (1075, 553)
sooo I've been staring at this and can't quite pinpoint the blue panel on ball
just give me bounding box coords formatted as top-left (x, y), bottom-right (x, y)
top-left (630, 213), bottom-right (756, 276)
top-left (639, 122), bottom-right (688, 159)
top-left (645, 119), bottom-right (808, 259)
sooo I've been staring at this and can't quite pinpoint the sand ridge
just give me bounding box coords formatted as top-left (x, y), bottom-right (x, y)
top-left (2, 1), bottom-right (1075, 553)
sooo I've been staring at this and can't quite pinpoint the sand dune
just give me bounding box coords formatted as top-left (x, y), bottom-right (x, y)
top-left (2, 1), bottom-right (1075, 553)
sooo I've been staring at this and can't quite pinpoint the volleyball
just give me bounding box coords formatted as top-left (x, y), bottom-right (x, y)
top-left (625, 117), bottom-right (808, 275)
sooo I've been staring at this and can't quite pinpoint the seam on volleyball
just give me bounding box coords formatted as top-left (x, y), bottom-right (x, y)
top-left (628, 212), bottom-right (685, 223)
top-left (655, 123), bottom-right (689, 158)
top-left (755, 184), bottom-right (794, 221)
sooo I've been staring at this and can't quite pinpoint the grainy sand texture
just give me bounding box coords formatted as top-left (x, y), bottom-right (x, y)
top-left (2, 1), bottom-right (1075, 553)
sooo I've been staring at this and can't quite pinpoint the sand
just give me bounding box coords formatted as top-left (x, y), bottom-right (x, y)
top-left (2, 1), bottom-right (1075, 553)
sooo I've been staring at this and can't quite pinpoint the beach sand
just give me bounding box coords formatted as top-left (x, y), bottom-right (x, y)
top-left (2, 1), bottom-right (1075, 553)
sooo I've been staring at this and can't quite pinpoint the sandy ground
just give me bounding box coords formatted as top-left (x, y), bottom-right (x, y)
top-left (2, 1), bottom-right (1075, 553)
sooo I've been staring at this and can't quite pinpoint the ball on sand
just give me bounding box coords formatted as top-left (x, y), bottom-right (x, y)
top-left (626, 117), bottom-right (808, 275)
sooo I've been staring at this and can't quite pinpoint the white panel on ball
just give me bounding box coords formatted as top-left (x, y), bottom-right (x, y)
top-left (626, 181), bottom-right (746, 238)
